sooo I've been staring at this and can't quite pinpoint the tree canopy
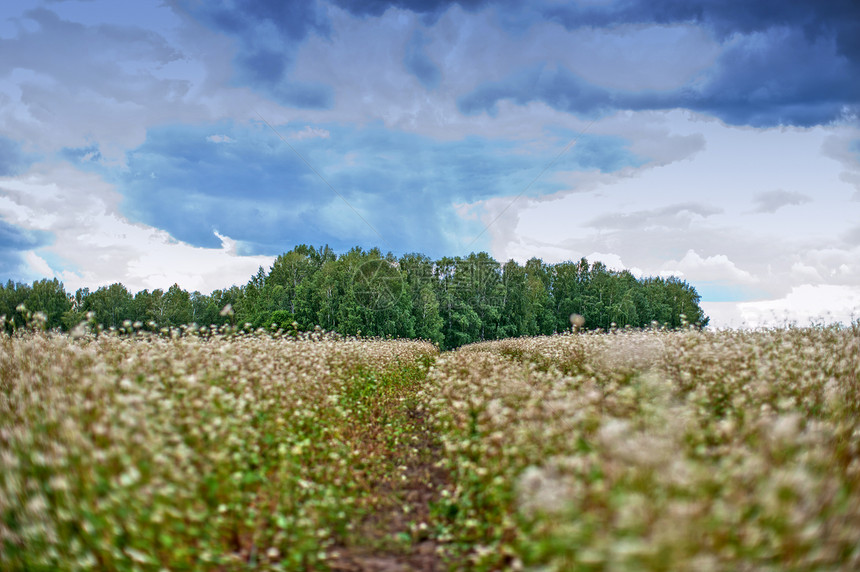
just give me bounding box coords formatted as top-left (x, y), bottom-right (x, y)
top-left (1, 246), bottom-right (708, 348)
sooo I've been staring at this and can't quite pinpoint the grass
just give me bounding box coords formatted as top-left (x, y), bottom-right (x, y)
top-left (2, 323), bottom-right (860, 570)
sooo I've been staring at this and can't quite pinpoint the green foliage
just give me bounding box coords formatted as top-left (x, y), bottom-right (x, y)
top-left (262, 309), bottom-right (295, 331)
top-left (3, 325), bottom-right (857, 569)
top-left (0, 278), bottom-right (71, 332)
top-left (0, 332), bottom-right (439, 570)
top-left (425, 327), bottom-right (860, 570)
top-left (1, 245), bottom-right (708, 346)
top-left (81, 283), bottom-right (133, 330)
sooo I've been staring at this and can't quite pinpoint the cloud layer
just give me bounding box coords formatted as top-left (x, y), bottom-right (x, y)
top-left (0, 0), bottom-right (857, 326)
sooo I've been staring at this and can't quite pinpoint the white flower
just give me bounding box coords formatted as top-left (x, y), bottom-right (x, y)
top-left (516, 465), bottom-right (576, 516)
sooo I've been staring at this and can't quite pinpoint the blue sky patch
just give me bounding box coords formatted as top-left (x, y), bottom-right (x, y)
top-left (116, 121), bottom-right (644, 257)
top-left (60, 144), bottom-right (103, 165)
top-left (693, 280), bottom-right (770, 303)
top-left (0, 219), bottom-right (53, 279)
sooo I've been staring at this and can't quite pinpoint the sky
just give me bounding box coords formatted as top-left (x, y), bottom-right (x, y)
top-left (1, 0), bottom-right (859, 328)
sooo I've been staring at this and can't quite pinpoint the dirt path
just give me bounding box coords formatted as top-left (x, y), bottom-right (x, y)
top-left (327, 404), bottom-right (451, 572)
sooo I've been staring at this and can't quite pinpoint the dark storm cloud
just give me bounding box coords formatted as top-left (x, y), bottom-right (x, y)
top-left (458, 27), bottom-right (860, 127)
top-left (458, 65), bottom-right (616, 118)
top-left (403, 30), bottom-right (441, 89)
top-left (0, 219), bottom-right (52, 277)
top-left (543, 0), bottom-right (860, 60)
top-left (174, 0), bottom-right (859, 124)
top-left (330, 0), bottom-right (493, 19)
top-left (539, 0), bottom-right (860, 126)
top-left (175, 0), bottom-right (333, 108)
top-left (331, 0), bottom-right (860, 67)
top-left (688, 25), bottom-right (860, 126)
top-left (443, 0), bottom-right (860, 126)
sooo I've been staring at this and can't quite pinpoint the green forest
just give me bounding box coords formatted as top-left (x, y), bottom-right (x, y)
top-left (0, 245), bottom-right (707, 349)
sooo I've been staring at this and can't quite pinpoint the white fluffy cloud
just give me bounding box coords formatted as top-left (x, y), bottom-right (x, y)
top-left (0, 2), bottom-right (858, 331)
top-left (662, 250), bottom-right (757, 284)
top-left (483, 110), bottom-right (860, 327)
top-left (290, 126), bottom-right (331, 140)
top-left (206, 134), bottom-right (235, 143)
top-left (737, 285), bottom-right (860, 327)
top-left (0, 163), bottom-right (273, 293)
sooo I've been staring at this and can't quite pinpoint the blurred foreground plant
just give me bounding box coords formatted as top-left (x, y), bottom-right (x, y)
top-left (0, 329), bottom-right (437, 570)
top-left (424, 326), bottom-right (860, 570)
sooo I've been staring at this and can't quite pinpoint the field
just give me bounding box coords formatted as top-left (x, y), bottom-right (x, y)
top-left (2, 324), bottom-right (860, 570)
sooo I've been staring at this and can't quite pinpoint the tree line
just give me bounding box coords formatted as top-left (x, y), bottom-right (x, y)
top-left (0, 245), bottom-right (708, 348)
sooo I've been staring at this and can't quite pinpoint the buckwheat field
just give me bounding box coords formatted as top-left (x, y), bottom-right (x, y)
top-left (2, 324), bottom-right (860, 570)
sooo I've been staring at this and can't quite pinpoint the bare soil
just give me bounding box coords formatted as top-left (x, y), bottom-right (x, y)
top-left (327, 407), bottom-right (451, 572)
